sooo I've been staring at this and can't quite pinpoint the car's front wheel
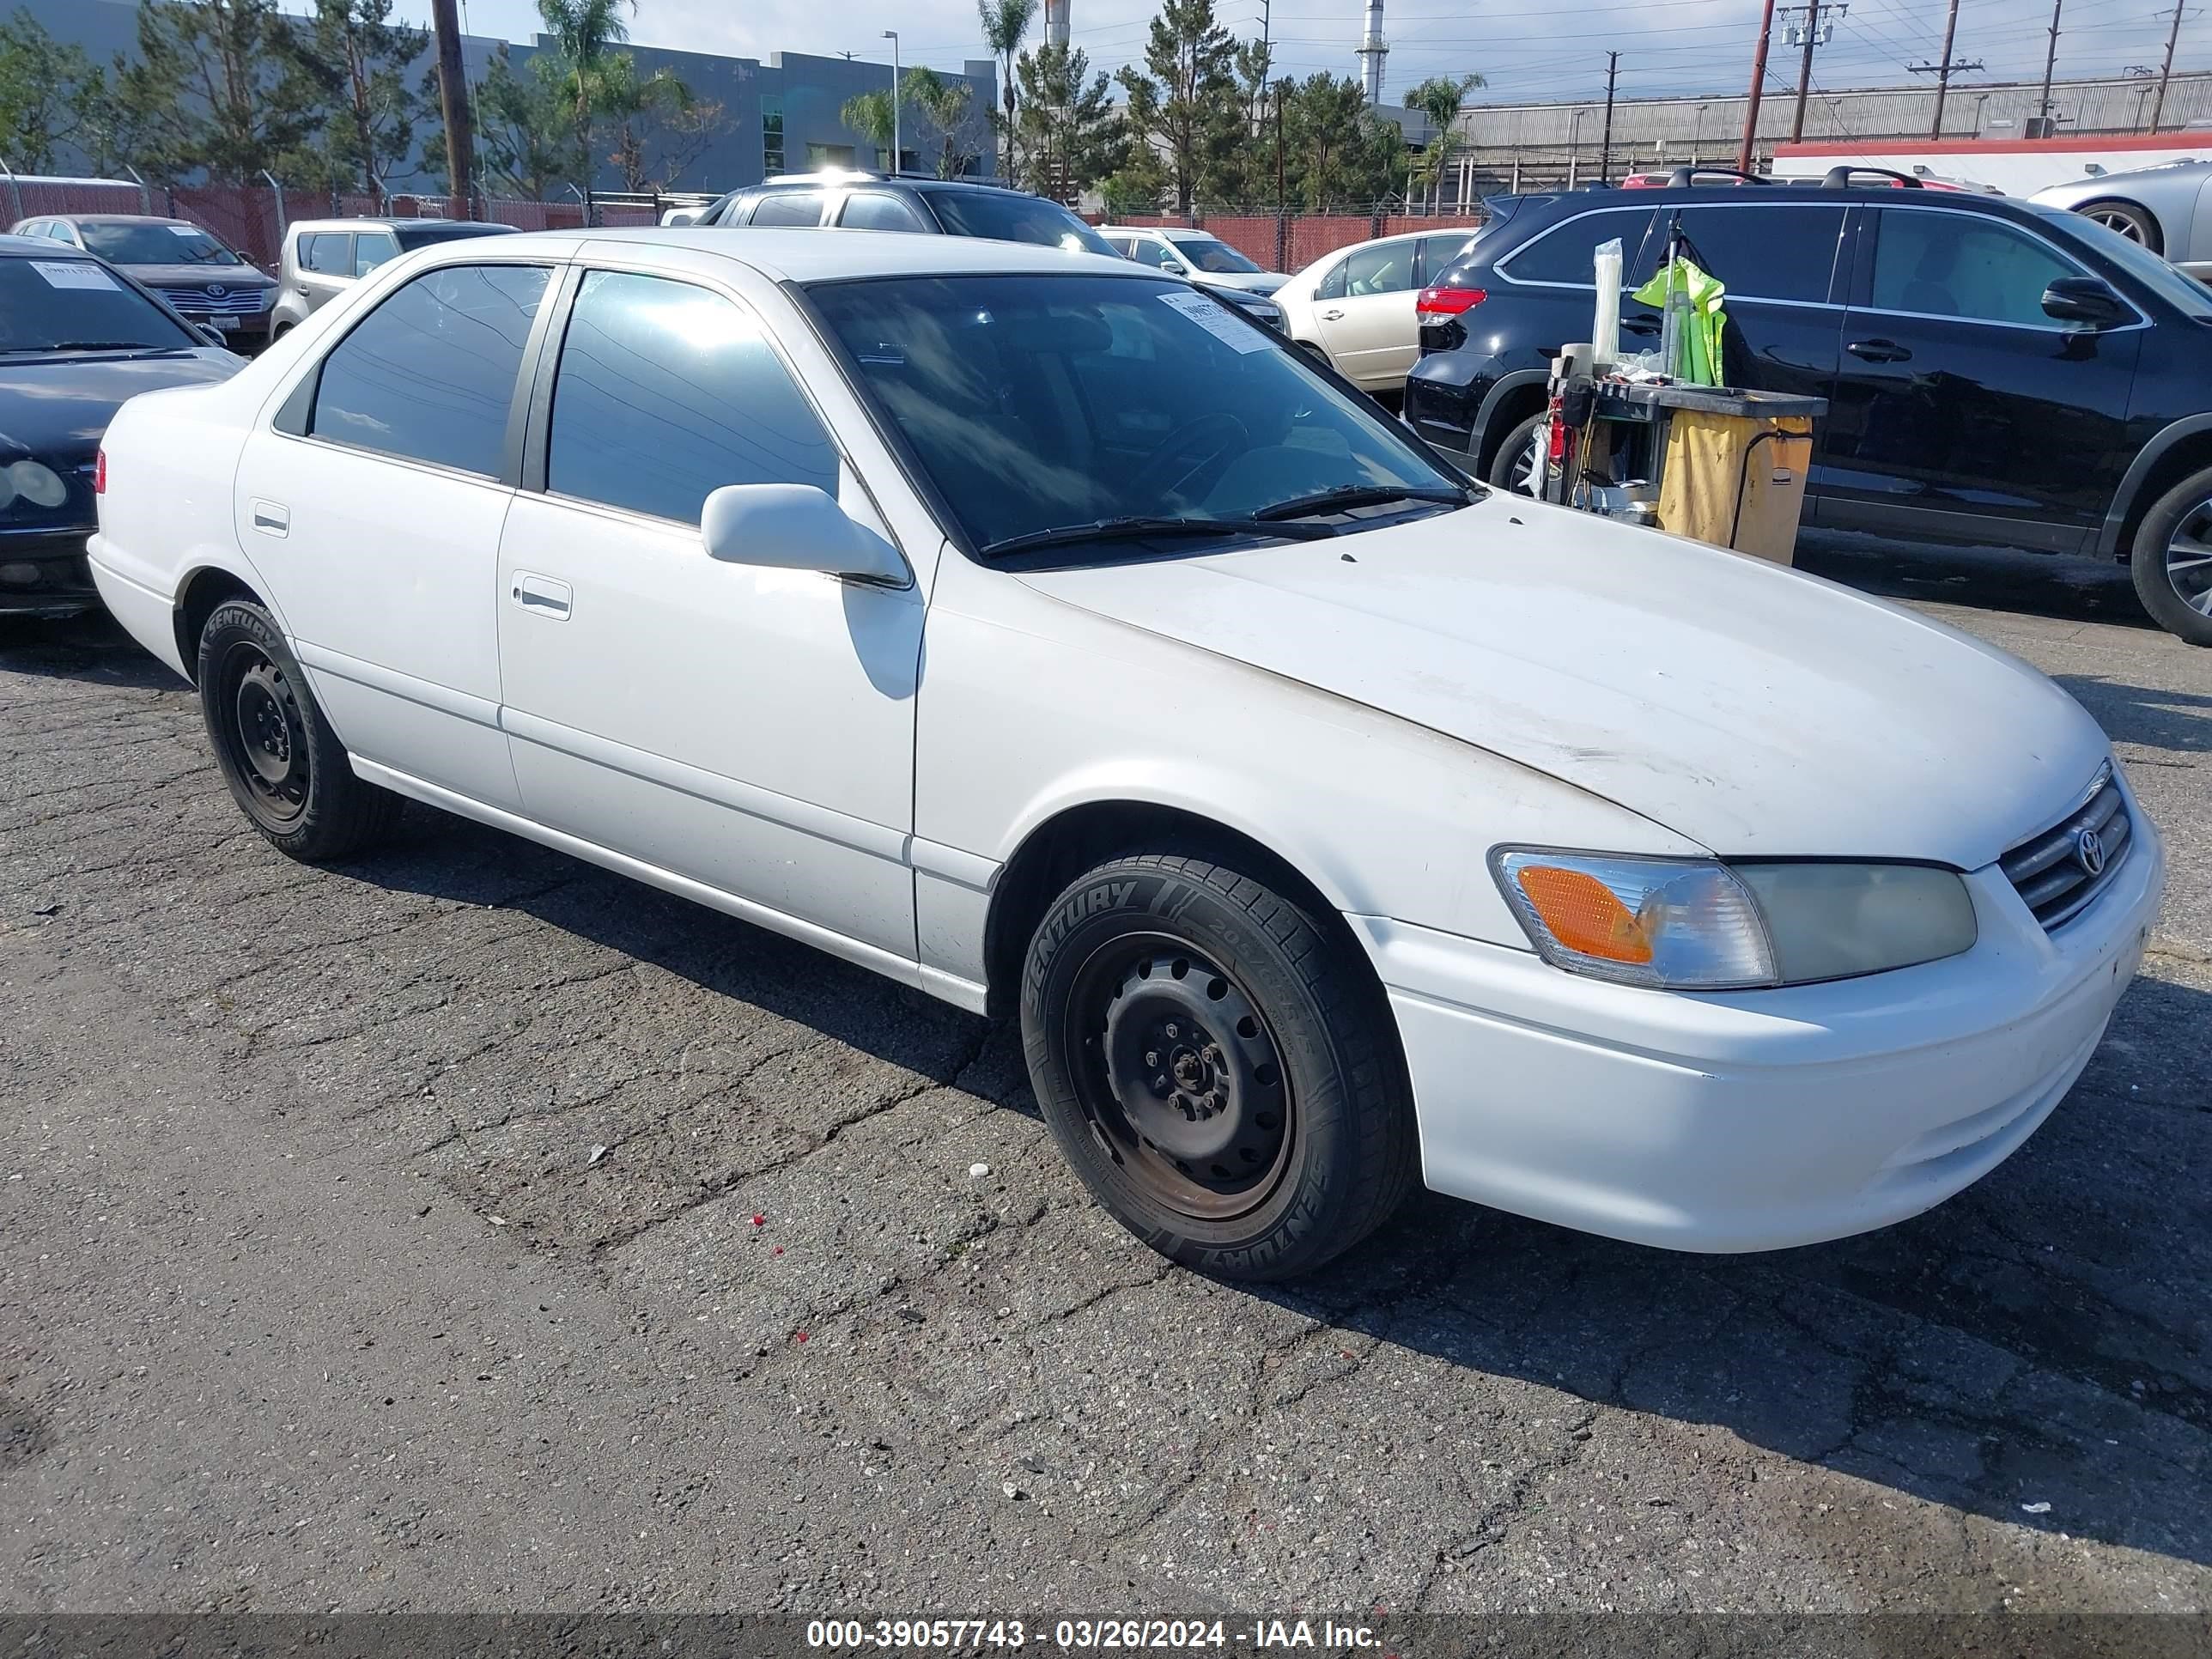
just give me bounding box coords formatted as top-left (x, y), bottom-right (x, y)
top-left (1020, 852), bottom-right (1418, 1280)
top-left (2130, 466), bottom-right (2212, 647)
top-left (198, 598), bottom-right (404, 858)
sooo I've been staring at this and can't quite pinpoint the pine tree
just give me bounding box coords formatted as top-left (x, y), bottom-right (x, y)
top-left (294, 0), bottom-right (430, 198)
top-left (1012, 44), bottom-right (1121, 201)
top-left (118, 0), bottom-right (324, 184)
top-left (1115, 0), bottom-right (1238, 214)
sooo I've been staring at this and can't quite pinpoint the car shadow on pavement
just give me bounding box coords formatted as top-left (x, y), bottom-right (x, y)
top-left (0, 613), bottom-right (179, 690)
top-left (1794, 532), bottom-right (2159, 632)
top-left (2055, 673), bottom-right (2212, 754)
top-left (357, 805), bottom-right (2212, 1571)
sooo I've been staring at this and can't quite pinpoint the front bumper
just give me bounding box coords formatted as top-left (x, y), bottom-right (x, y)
top-left (0, 528), bottom-right (98, 615)
top-left (1358, 807), bottom-right (2166, 1253)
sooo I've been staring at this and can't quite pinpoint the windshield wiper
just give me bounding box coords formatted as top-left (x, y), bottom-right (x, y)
top-left (1251, 483), bottom-right (1470, 521)
top-left (20, 340), bottom-right (167, 352)
top-left (980, 515), bottom-right (1337, 557)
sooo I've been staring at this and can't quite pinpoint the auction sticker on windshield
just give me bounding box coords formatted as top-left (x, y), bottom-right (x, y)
top-left (1156, 288), bottom-right (1268, 352)
top-left (30, 262), bottom-right (119, 290)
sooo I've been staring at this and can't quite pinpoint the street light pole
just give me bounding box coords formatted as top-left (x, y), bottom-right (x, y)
top-left (2151, 1), bottom-right (2190, 132)
top-left (883, 30), bottom-right (901, 173)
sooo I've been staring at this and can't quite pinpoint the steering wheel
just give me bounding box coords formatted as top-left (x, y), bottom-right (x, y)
top-left (1129, 412), bottom-right (1250, 506)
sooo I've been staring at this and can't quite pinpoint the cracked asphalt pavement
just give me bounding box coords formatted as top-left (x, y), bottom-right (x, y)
top-left (2, 535), bottom-right (2208, 1616)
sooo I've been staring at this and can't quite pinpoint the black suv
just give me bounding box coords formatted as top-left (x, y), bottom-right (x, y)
top-left (1404, 169), bottom-right (2212, 644)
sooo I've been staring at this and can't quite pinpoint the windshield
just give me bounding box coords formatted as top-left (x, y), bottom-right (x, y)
top-left (809, 272), bottom-right (1467, 555)
top-left (395, 224), bottom-right (520, 251)
top-left (2028, 203), bottom-right (2212, 319)
top-left (78, 222), bottom-right (242, 267)
top-left (0, 257), bottom-right (195, 352)
top-left (1172, 235), bottom-right (1262, 274)
top-left (924, 191), bottom-right (1118, 258)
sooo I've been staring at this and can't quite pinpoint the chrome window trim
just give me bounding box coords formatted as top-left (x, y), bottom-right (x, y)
top-left (1495, 198), bottom-right (1850, 306)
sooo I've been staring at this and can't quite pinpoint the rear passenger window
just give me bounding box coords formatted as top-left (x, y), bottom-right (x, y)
top-left (545, 270), bottom-right (840, 525)
top-left (310, 263), bottom-right (549, 477)
top-left (1499, 208), bottom-right (1655, 286)
top-left (1668, 205), bottom-right (1844, 303)
top-left (301, 233), bottom-right (353, 276)
top-left (748, 190), bottom-right (825, 227)
top-left (1418, 234), bottom-right (1477, 284)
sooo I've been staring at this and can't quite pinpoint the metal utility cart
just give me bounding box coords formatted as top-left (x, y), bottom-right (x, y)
top-left (1540, 381), bottom-right (1827, 566)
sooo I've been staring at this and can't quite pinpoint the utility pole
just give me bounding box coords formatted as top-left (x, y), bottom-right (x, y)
top-left (2152, 1), bottom-right (2191, 131)
top-left (2038, 0), bottom-right (2063, 128)
top-left (1788, 0), bottom-right (1833, 143)
top-left (1737, 0), bottom-right (1776, 174)
top-left (1600, 51), bottom-right (1619, 184)
top-left (429, 0), bottom-right (474, 219)
top-left (1273, 83), bottom-right (1286, 271)
top-left (1928, 0), bottom-right (1961, 137)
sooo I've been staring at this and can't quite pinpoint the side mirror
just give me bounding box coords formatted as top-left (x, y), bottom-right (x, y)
top-left (701, 483), bottom-right (908, 586)
top-left (1162, 259), bottom-right (1188, 276)
top-left (2041, 276), bottom-right (2131, 329)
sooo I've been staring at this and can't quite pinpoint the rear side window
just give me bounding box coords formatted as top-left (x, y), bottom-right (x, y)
top-left (839, 191), bottom-right (928, 233)
top-left (1870, 209), bottom-right (2079, 327)
top-left (545, 270), bottom-right (840, 525)
top-left (1417, 234), bottom-right (1476, 284)
top-left (301, 233), bottom-right (352, 276)
top-left (1498, 207), bottom-right (1656, 286)
top-left (311, 264), bottom-right (549, 477)
top-left (749, 190), bottom-right (825, 227)
top-left (1668, 205), bottom-right (1844, 304)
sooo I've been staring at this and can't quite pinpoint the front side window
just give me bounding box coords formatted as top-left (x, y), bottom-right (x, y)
top-left (1171, 235), bottom-right (1261, 275)
top-left (839, 191), bottom-right (928, 233)
top-left (749, 190), bottom-right (825, 228)
top-left (2033, 203), bottom-right (2207, 317)
top-left (1870, 210), bottom-right (2079, 326)
top-left (1499, 207), bottom-right (1656, 286)
top-left (808, 272), bottom-right (1464, 554)
top-left (1668, 205), bottom-right (1845, 304)
top-left (924, 191), bottom-right (1117, 257)
top-left (1344, 242), bottom-right (1414, 296)
top-left (546, 270), bottom-right (839, 524)
top-left (1132, 238), bottom-right (1177, 270)
top-left (309, 263), bottom-right (549, 477)
top-left (80, 222), bottom-right (243, 266)
top-left (354, 232), bottom-right (401, 276)
top-left (301, 233), bottom-right (353, 276)
top-left (0, 256), bottom-right (196, 352)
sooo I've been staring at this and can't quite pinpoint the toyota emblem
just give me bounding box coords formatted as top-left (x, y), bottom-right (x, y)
top-left (2074, 827), bottom-right (2106, 877)
top-left (206, 283), bottom-right (226, 297)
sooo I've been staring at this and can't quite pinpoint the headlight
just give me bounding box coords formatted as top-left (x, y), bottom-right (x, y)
top-left (1492, 849), bottom-right (1977, 990)
top-left (3, 459), bottom-right (68, 511)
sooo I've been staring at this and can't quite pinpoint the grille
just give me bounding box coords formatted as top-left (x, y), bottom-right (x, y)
top-left (155, 284), bottom-right (271, 316)
top-left (2001, 767), bottom-right (2131, 931)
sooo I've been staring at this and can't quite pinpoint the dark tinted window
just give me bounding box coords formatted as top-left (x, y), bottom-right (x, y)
top-left (301, 233), bottom-right (352, 276)
top-left (1669, 204), bottom-right (1844, 303)
top-left (749, 190), bottom-right (825, 227)
top-left (1871, 209), bottom-right (2077, 326)
top-left (393, 223), bottom-right (521, 251)
top-left (1499, 207), bottom-right (1655, 285)
top-left (923, 190), bottom-right (1116, 256)
top-left (546, 270), bottom-right (839, 524)
top-left (1417, 234), bottom-right (1476, 283)
top-left (79, 222), bottom-right (244, 266)
top-left (1129, 237), bottom-right (1177, 270)
top-left (311, 263), bottom-right (548, 476)
top-left (0, 255), bottom-right (195, 352)
top-left (1171, 236), bottom-right (1261, 274)
top-left (839, 191), bottom-right (928, 232)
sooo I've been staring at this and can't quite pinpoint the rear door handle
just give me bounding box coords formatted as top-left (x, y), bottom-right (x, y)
top-left (1621, 315), bottom-right (1660, 335)
top-left (512, 572), bottom-right (572, 619)
top-left (250, 499), bottom-right (289, 536)
top-left (1846, 338), bottom-right (1912, 363)
top-left (1320, 307), bottom-right (1345, 320)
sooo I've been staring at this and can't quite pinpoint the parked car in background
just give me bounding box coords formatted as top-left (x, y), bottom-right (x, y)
top-left (88, 227), bottom-right (2163, 1279)
top-left (271, 217), bottom-right (519, 337)
top-left (1407, 172), bottom-right (2212, 644)
top-left (1272, 228), bottom-right (1481, 392)
top-left (9, 214), bottom-right (279, 349)
top-left (1099, 225), bottom-right (1288, 294)
top-left (0, 233), bottom-right (238, 616)
top-left (2031, 158), bottom-right (2212, 277)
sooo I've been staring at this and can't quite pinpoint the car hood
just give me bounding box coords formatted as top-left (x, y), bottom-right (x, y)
top-left (116, 263), bottom-right (277, 289)
top-left (1014, 500), bottom-right (2109, 869)
top-left (0, 350), bottom-right (240, 459)
top-left (1196, 271), bottom-right (1288, 295)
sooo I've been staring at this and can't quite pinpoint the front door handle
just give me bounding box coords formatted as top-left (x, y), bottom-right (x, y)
top-left (1621, 315), bottom-right (1661, 335)
top-left (1846, 338), bottom-right (1912, 363)
top-left (1320, 307), bottom-right (1346, 321)
top-left (512, 572), bottom-right (572, 619)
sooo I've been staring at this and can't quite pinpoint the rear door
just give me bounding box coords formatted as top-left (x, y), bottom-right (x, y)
top-left (295, 231), bottom-right (355, 312)
top-left (1821, 203), bottom-right (2142, 549)
top-left (1313, 240), bottom-right (1419, 389)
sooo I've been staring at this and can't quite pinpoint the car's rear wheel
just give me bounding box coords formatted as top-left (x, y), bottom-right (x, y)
top-left (2130, 467), bottom-right (2212, 647)
top-left (198, 599), bottom-right (404, 858)
top-left (1020, 852), bottom-right (1418, 1281)
top-left (2076, 198), bottom-right (2162, 254)
top-left (1488, 410), bottom-right (1545, 495)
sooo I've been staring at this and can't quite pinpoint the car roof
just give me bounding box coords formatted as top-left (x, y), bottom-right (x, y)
top-left (289, 217), bottom-right (518, 232)
top-left (1495, 179), bottom-right (2048, 231)
top-left (42, 213), bottom-right (198, 227)
top-left (435, 226), bottom-right (1140, 283)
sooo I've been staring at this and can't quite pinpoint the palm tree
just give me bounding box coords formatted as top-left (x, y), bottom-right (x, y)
top-left (538, 0), bottom-right (632, 142)
top-left (903, 67), bottom-right (982, 177)
top-left (1404, 71), bottom-right (1484, 209)
top-left (975, 0), bottom-right (1038, 180)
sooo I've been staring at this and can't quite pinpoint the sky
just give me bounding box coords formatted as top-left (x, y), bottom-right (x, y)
top-left (411, 0), bottom-right (2199, 110)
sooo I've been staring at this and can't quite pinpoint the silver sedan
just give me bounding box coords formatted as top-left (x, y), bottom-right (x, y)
top-left (2032, 158), bottom-right (2212, 277)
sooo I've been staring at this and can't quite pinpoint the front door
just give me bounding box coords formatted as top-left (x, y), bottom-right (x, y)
top-left (1314, 240), bottom-right (1420, 389)
top-left (234, 259), bottom-right (555, 808)
top-left (495, 265), bottom-right (923, 963)
top-left (1821, 204), bottom-right (2142, 550)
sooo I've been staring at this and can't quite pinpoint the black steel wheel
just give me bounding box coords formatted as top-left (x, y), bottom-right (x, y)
top-left (198, 598), bottom-right (404, 858)
top-left (2130, 465), bottom-right (2212, 647)
top-left (1021, 852), bottom-right (1418, 1280)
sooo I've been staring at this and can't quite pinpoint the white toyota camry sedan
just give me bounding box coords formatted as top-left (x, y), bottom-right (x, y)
top-left (88, 228), bottom-right (2165, 1280)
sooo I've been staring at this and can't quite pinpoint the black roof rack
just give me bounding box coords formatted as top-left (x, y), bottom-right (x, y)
top-left (1820, 165), bottom-right (1923, 190)
top-left (1666, 167), bottom-right (1769, 187)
